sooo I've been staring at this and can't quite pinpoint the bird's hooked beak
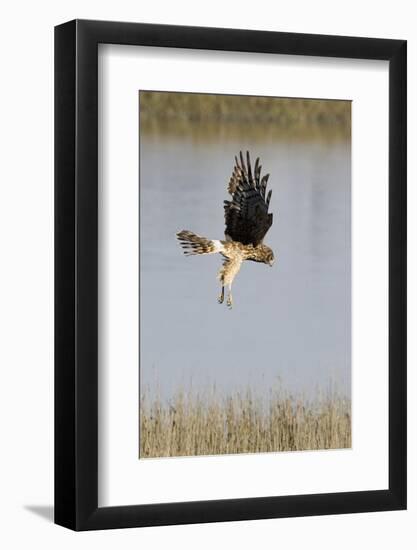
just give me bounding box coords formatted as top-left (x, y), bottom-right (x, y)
top-left (269, 259), bottom-right (274, 267)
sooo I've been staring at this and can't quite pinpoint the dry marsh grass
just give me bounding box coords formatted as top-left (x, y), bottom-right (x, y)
top-left (140, 387), bottom-right (351, 458)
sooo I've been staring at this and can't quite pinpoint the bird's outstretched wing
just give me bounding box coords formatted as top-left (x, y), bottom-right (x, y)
top-left (224, 151), bottom-right (273, 246)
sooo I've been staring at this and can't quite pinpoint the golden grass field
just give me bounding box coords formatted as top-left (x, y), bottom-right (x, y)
top-left (140, 387), bottom-right (351, 458)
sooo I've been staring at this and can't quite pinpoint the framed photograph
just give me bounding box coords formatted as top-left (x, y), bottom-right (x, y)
top-left (55, 20), bottom-right (406, 530)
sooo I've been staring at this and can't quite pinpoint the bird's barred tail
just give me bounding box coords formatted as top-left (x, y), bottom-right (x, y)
top-left (176, 230), bottom-right (223, 256)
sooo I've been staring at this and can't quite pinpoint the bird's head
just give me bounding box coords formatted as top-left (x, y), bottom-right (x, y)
top-left (257, 244), bottom-right (275, 266)
top-left (265, 248), bottom-right (275, 267)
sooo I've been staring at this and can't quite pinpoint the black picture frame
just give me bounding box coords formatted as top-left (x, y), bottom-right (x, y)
top-left (55, 19), bottom-right (407, 531)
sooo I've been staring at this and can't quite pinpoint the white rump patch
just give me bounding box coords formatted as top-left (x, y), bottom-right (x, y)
top-left (212, 240), bottom-right (224, 252)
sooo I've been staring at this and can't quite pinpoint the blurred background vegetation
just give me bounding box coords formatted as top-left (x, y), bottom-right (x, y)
top-left (140, 91), bottom-right (351, 141)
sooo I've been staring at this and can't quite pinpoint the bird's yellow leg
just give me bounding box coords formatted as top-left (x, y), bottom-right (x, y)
top-left (226, 285), bottom-right (233, 309)
top-left (218, 285), bottom-right (224, 304)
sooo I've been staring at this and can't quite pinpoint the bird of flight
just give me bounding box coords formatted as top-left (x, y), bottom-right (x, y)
top-left (177, 151), bottom-right (274, 309)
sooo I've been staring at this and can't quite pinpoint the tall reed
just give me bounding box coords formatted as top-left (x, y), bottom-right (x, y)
top-left (140, 387), bottom-right (351, 458)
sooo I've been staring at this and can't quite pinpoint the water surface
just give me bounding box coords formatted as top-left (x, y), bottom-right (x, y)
top-left (140, 135), bottom-right (351, 401)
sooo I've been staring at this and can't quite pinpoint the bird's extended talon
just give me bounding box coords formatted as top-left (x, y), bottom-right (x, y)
top-left (226, 296), bottom-right (233, 309)
top-left (217, 295), bottom-right (224, 304)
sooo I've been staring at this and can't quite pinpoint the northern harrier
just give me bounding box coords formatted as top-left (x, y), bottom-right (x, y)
top-left (177, 151), bottom-right (274, 309)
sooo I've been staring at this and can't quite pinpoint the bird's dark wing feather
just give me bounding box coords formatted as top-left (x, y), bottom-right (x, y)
top-left (224, 151), bottom-right (273, 246)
